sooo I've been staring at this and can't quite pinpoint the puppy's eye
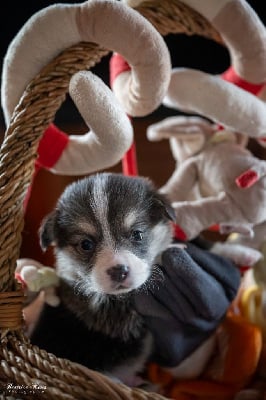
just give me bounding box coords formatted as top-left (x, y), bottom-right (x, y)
top-left (80, 238), bottom-right (95, 252)
top-left (131, 230), bottom-right (143, 242)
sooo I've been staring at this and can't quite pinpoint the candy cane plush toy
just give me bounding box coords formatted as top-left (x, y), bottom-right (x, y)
top-left (112, 0), bottom-right (266, 139)
top-left (163, 0), bottom-right (266, 137)
top-left (1, 0), bottom-right (171, 206)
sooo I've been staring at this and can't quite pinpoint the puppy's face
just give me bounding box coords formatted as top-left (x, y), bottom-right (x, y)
top-left (40, 173), bottom-right (174, 298)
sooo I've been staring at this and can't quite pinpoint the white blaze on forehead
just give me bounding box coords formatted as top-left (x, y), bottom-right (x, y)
top-left (91, 174), bottom-right (114, 245)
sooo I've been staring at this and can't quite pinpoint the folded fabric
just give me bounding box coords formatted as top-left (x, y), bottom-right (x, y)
top-left (134, 242), bottom-right (241, 367)
top-left (147, 314), bottom-right (262, 400)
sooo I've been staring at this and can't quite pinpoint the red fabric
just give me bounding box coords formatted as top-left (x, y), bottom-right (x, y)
top-left (122, 143), bottom-right (138, 176)
top-left (235, 169), bottom-right (259, 188)
top-left (15, 273), bottom-right (26, 289)
top-left (208, 224), bottom-right (220, 232)
top-left (221, 66), bottom-right (264, 95)
top-left (36, 123), bottom-right (69, 169)
top-left (173, 224), bottom-right (187, 241)
top-left (24, 124), bottom-right (69, 210)
top-left (109, 54), bottom-right (137, 176)
top-left (239, 265), bottom-right (251, 274)
top-left (109, 53), bottom-right (131, 87)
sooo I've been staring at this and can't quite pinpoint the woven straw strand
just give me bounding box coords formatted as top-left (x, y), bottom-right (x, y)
top-left (135, 0), bottom-right (222, 43)
top-left (0, 290), bottom-right (25, 333)
top-left (0, 335), bottom-right (167, 400)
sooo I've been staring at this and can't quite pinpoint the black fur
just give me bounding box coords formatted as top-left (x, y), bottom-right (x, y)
top-left (30, 282), bottom-right (148, 372)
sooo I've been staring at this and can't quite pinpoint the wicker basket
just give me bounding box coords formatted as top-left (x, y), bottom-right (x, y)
top-left (0, 1), bottom-right (221, 399)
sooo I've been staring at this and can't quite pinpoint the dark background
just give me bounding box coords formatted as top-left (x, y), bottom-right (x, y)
top-left (0, 1), bottom-right (265, 263)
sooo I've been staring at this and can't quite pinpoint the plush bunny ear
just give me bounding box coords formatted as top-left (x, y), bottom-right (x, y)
top-left (151, 118), bottom-right (251, 167)
top-left (147, 116), bottom-right (216, 142)
top-left (1, 0), bottom-right (171, 123)
top-left (147, 116), bottom-right (217, 162)
top-left (163, 68), bottom-right (266, 138)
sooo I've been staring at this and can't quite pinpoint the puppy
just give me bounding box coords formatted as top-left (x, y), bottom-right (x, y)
top-left (30, 172), bottom-right (175, 386)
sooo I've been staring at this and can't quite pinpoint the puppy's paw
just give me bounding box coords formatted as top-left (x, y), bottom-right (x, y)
top-left (211, 242), bottom-right (262, 266)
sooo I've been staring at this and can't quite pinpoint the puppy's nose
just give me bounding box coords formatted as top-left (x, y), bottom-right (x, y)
top-left (107, 264), bottom-right (129, 282)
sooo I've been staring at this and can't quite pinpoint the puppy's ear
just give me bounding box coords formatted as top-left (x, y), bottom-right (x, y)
top-left (152, 192), bottom-right (176, 222)
top-left (39, 211), bottom-right (56, 251)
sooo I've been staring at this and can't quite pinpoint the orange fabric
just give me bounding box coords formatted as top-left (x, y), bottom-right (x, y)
top-left (212, 315), bottom-right (262, 387)
top-left (147, 314), bottom-right (262, 400)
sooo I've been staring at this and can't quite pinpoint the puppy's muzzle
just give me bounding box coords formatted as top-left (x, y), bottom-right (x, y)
top-left (107, 264), bottom-right (129, 283)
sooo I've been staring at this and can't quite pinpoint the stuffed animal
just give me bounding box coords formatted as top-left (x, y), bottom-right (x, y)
top-left (224, 191), bottom-right (266, 280)
top-left (146, 113), bottom-right (266, 242)
top-left (15, 258), bottom-right (60, 307)
top-left (15, 258), bottom-right (60, 336)
top-left (1, 0), bottom-right (171, 208)
top-left (147, 116), bottom-right (220, 171)
top-left (148, 116), bottom-right (265, 269)
top-left (160, 127), bottom-right (266, 240)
